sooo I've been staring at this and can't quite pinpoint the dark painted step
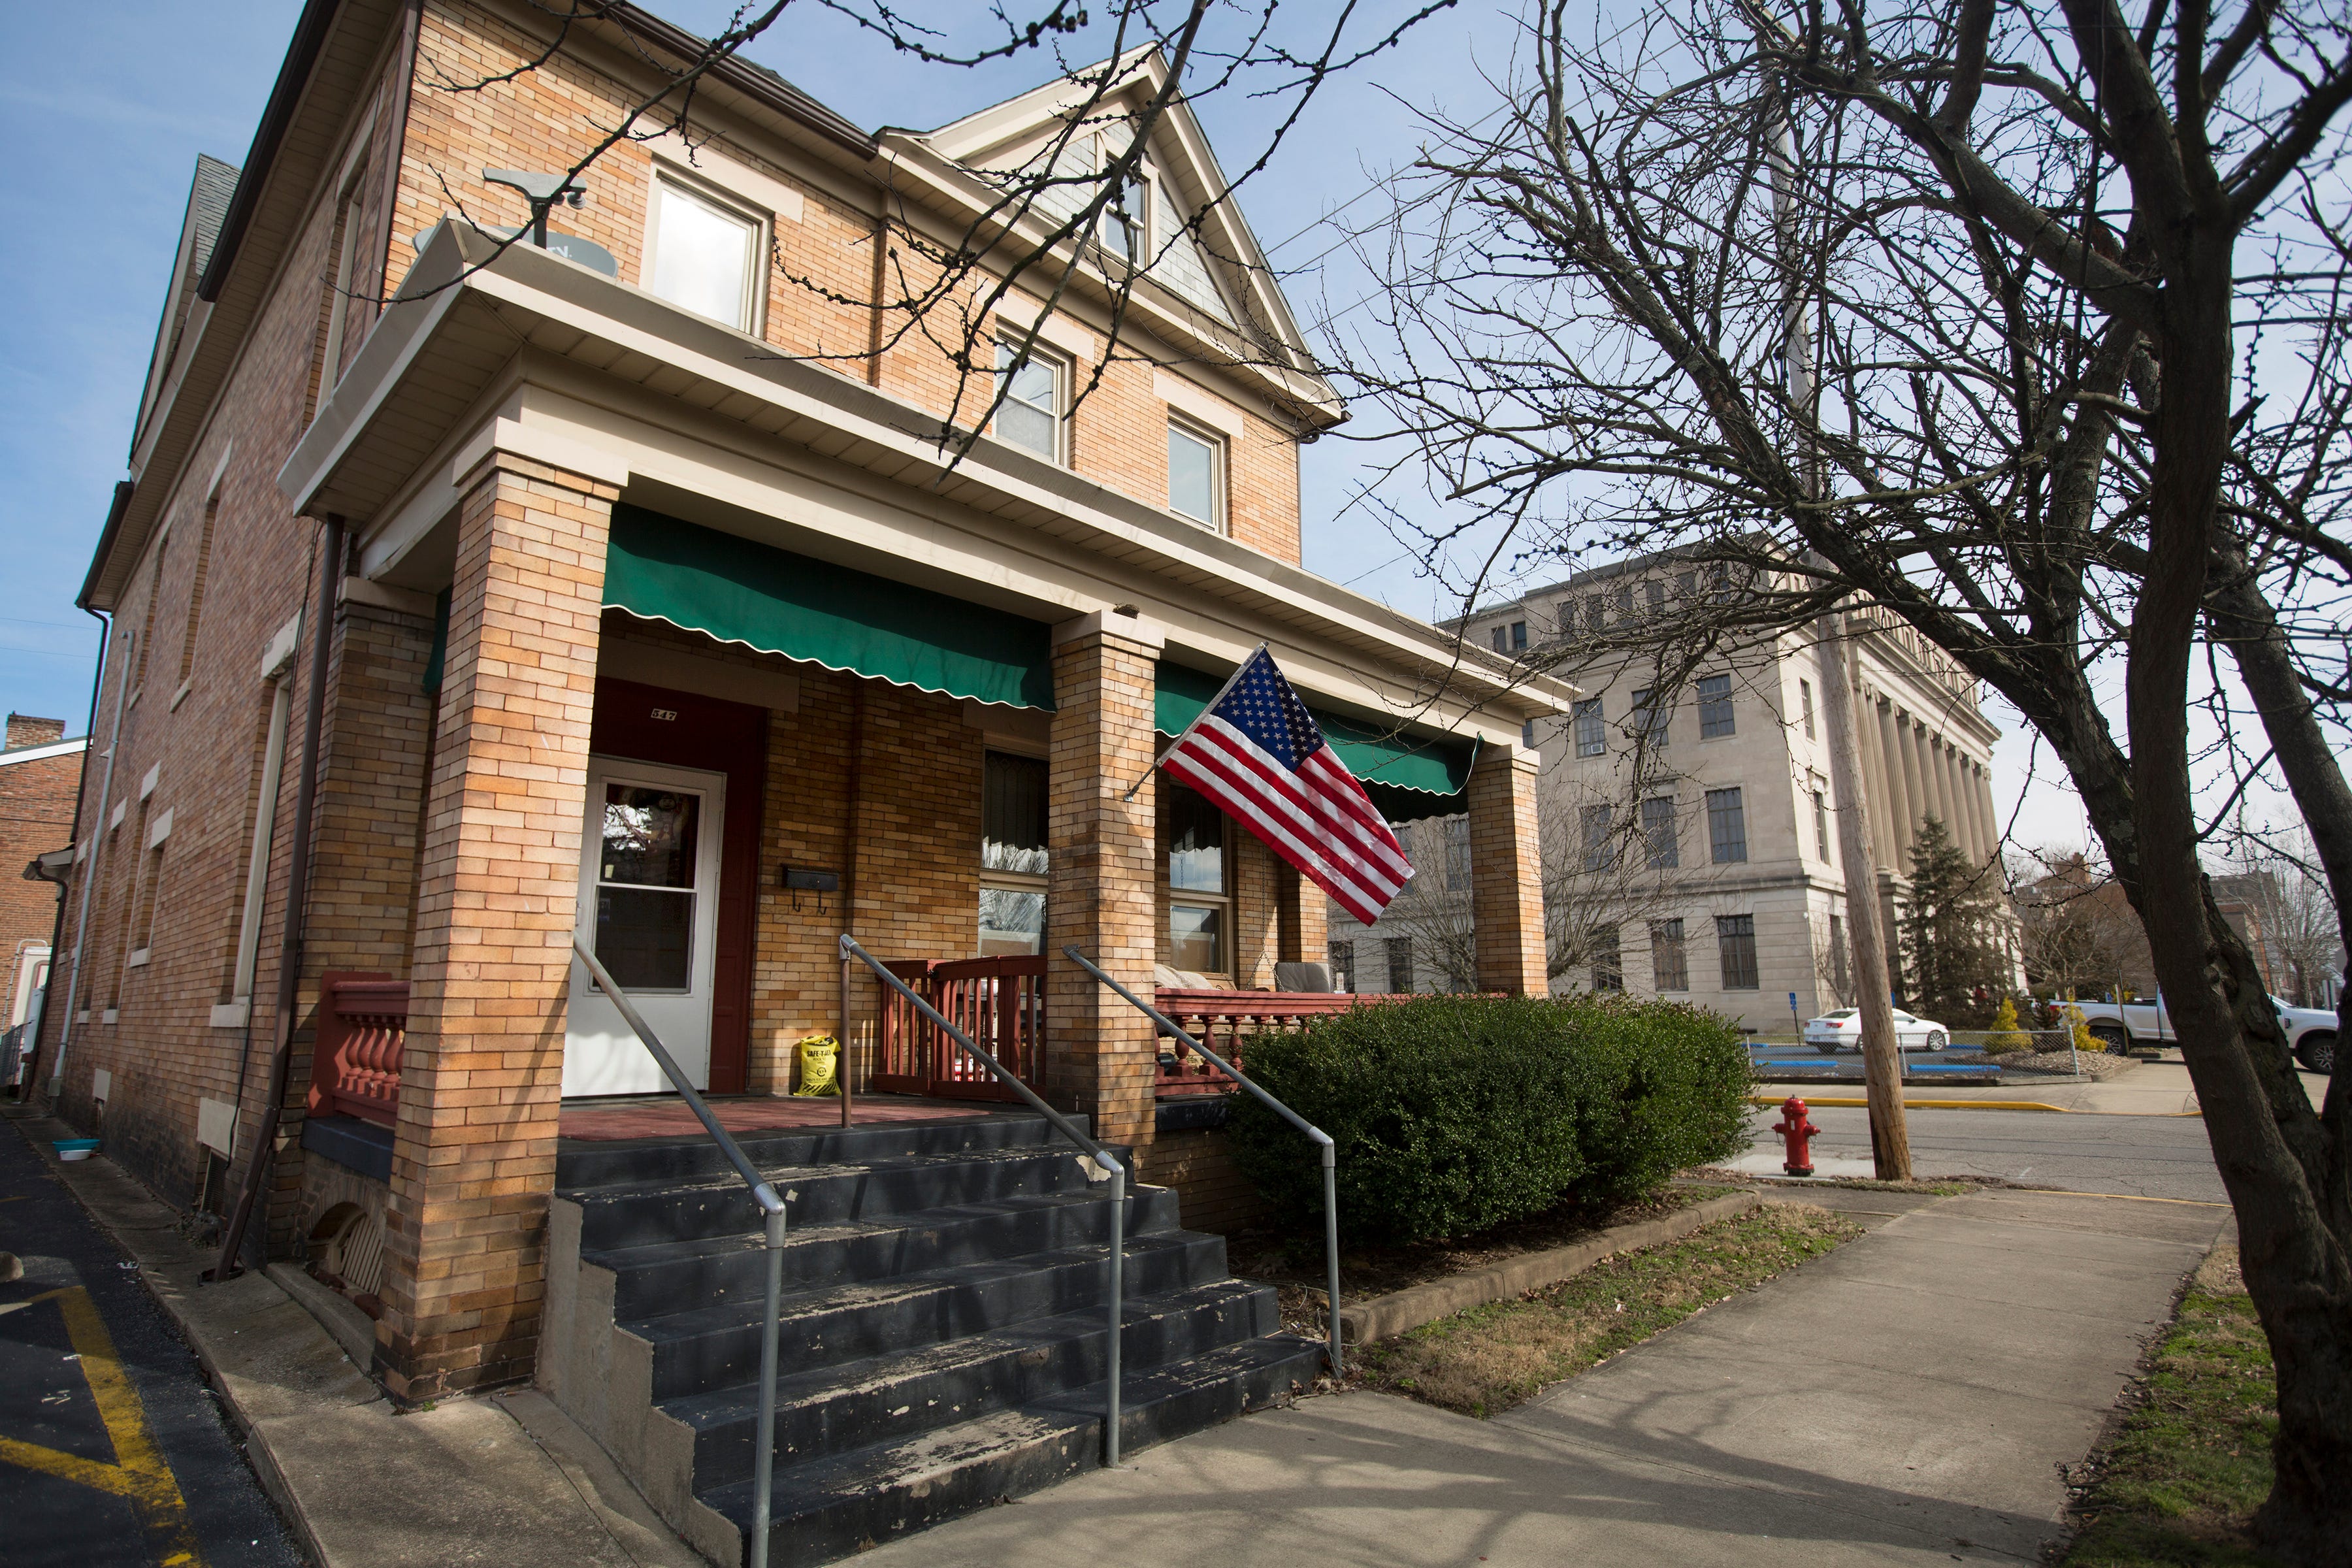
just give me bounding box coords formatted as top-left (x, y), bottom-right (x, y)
top-left (572, 1143), bottom-right (1133, 1250)
top-left (704, 1335), bottom-right (1327, 1568)
top-left (640, 1232), bottom-right (1229, 1400)
top-left (589, 1187), bottom-right (1184, 1320)
top-left (666, 1279), bottom-right (1279, 1489)
top-left (555, 1111), bottom-right (1078, 1190)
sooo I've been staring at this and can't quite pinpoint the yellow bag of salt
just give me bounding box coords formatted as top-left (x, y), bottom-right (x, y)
top-left (792, 1034), bottom-right (841, 1096)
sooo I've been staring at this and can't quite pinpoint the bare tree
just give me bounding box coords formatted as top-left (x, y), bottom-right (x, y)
top-left (1330, 0), bottom-right (2352, 1548)
top-left (2008, 845), bottom-right (2144, 998)
top-left (2232, 826), bottom-right (2345, 1008)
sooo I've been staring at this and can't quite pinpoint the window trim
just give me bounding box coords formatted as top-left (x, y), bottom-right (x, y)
top-left (1165, 414), bottom-right (1226, 532)
top-left (643, 169), bottom-right (769, 336)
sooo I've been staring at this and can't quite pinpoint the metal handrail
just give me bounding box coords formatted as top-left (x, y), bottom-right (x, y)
top-left (1060, 947), bottom-right (1344, 1377)
top-left (573, 939), bottom-right (789, 1568)
top-left (840, 936), bottom-right (1130, 1465)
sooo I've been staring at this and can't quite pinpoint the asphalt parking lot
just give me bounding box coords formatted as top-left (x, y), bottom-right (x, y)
top-left (0, 1113), bottom-right (302, 1567)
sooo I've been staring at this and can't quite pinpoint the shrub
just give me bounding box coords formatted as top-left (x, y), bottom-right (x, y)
top-left (1225, 993), bottom-right (1752, 1246)
top-left (1983, 997), bottom-right (2032, 1053)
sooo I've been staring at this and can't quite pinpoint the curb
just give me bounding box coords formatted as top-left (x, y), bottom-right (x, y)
top-left (1749, 1094), bottom-right (2076, 1113)
top-left (1337, 1190), bottom-right (1764, 1345)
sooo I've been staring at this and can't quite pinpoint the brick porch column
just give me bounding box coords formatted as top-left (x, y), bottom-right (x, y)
top-left (1466, 742), bottom-right (1548, 996)
top-left (1043, 612), bottom-right (1162, 1152)
top-left (1275, 862), bottom-right (1326, 970)
top-left (376, 449), bottom-right (615, 1402)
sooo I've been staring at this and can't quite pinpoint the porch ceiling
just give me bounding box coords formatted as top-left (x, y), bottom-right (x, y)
top-left (278, 222), bottom-right (1576, 742)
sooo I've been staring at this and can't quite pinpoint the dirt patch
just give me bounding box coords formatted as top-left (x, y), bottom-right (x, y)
top-left (1351, 1203), bottom-right (1862, 1418)
top-left (1957, 1047), bottom-right (2138, 1079)
top-left (1230, 1183), bottom-right (1730, 1303)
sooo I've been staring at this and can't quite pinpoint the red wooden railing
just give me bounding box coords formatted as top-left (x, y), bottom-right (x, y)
top-left (306, 971), bottom-right (410, 1128)
top-left (1152, 989), bottom-right (1409, 1096)
top-left (874, 955), bottom-right (1049, 1102)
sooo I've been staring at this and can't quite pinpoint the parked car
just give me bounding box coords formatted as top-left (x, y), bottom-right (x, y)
top-left (2066, 992), bottom-right (2336, 1073)
top-left (1805, 1007), bottom-right (1951, 1053)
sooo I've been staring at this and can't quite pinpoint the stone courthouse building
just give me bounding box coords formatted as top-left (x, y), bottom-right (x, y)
top-left (35, 3), bottom-right (1564, 1545)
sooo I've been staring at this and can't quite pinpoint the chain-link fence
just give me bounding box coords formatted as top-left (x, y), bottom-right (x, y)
top-left (1746, 1027), bottom-right (2108, 1080)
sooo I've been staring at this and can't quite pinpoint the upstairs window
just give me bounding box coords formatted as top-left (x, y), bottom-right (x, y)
top-left (994, 340), bottom-right (1066, 461)
top-left (1642, 794), bottom-right (1679, 868)
top-left (1167, 419), bottom-right (1224, 530)
top-left (1511, 620), bottom-right (1528, 651)
top-left (1799, 678), bottom-right (1816, 738)
top-left (1706, 787), bottom-right (1748, 863)
top-left (1697, 674), bottom-right (1735, 738)
top-left (647, 176), bottom-right (762, 333)
top-left (1814, 787), bottom-right (1832, 862)
top-left (1630, 686), bottom-right (1669, 748)
top-left (1580, 804), bottom-right (1614, 871)
top-left (1573, 698), bottom-right (1606, 757)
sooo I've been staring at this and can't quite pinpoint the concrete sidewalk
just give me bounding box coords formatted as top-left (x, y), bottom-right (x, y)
top-left (5, 1109), bottom-right (705, 1568)
top-left (847, 1187), bottom-right (2229, 1567)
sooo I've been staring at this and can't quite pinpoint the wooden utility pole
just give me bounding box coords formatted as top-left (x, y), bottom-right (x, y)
top-left (1769, 92), bottom-right (1910, 1178)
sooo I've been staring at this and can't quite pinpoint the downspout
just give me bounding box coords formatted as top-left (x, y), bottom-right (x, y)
top-left (212, 514), bottom-right (345, 1281)
top-left (33, 588), bottom-right (118, 1098)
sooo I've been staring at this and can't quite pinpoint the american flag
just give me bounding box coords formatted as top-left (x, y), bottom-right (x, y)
top-left (1158, 647), bottom-right (1413, 924)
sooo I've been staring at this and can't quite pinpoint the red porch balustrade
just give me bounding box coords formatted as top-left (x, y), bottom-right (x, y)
top-left (294, 960), bottom-right (1411, 1121)
top-left (306, 971), bottom-right (412, 1128)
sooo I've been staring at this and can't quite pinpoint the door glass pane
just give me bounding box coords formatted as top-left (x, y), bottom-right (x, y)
top-left (595, 784), bottom-right (698, 990)
top-left (598, 888), bottom-right (693, 989)
top-left (1169, 904), bottom-right (1222, 972)
top-left (651, 183), bottom-right (755, 329)
top-left (602, 787), bottom-right (698, 887)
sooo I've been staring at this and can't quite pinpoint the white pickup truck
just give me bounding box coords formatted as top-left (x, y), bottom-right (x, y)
top-left (2070, 993), bottom-right (2336, 1073)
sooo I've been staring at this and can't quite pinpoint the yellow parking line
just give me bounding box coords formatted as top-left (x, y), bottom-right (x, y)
top-left (0, 1284), bottom-right (204, 1565)
top-left (1749, 1094), bottom-right (2074, 1114)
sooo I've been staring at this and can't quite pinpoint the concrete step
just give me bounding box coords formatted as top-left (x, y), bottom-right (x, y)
top-left (664, 1279), bottom-right (1279, 1490)
top-left (569, 1143), bottom-right (1132, 1251)
top-left (555, 1111), bottom-right (1079, 1190)
top-left (588, 1187), bottom-right (1185, 1320)
top-left (700, 1335), bottom-right (1327, 1568)
top-left (636, 1232), bottom-right (1231, 1401)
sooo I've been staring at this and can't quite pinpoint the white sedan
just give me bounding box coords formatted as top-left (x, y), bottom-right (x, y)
top-left (1804, 1008), bottom-right (1951, 1053)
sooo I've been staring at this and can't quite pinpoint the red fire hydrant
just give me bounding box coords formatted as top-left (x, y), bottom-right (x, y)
top-left (1772, 1095), bottom-right (1820, 1177)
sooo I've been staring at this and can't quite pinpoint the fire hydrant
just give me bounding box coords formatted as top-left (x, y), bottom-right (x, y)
top-left (1772, 1095), bottom-right (1820, 1177)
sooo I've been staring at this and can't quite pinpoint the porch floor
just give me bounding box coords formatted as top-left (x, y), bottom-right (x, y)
top-left (555, 1092), bottom-right (1027, 1144)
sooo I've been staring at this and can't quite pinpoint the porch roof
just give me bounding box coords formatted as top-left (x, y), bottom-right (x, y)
top-left (278, 221), bottom-right (1578, 747)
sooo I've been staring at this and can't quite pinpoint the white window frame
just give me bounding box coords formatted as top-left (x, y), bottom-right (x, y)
top-left (1165, 414), bottom-right (1226, 532)
top-left (994, 337), bottom-right (1069, 465)
top-left (642, 169), bottom-right (768, 335)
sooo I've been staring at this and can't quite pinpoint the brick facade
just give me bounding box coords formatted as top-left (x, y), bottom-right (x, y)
top-left (1467, 745), bottom-right (1549, 997)
top-left (378, 453), bottom-right (615, 1401)
top-left (0, 720), bottom-right (80, 1033)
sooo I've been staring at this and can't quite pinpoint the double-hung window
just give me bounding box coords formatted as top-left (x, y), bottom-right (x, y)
top-left (1590, 926), bottom-right (1623, 992)
top-left (1813, 787), bottom-right (1832, 862)
top-left (1167, 419), bottom-right (1224, 531)
top-left (1706, 787), bottom-right (1748, 863)
top-left (1166, 786), bottom-right (1228, 974)
top-left (1631, 687), bottom-right (1669, 749)
top-left (1717, 914), bottom-right (1759, 989)
top-left (1697, 674), bottom-right (1735, 738)
top-left (647, 175), bottom-right (763, 333)
top-left (1580, 804), bottom-right (1614, 871)
top-left (1642, 795), bottom-right (1679, 868)
top-left (995, 340), bottom-right (1066, 461)
top-left (1650, 919), bottom-right (1689, 991)
top-left (1799, 678), bottom-right (1816, 738)
top-left (979, 752), bottom-right (1049, 955)
top-left (1573, 698), bottom-right (1606, 757)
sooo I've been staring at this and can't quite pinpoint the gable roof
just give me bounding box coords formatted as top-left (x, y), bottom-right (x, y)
top-left (906, 50), bottom-right (1337, 423)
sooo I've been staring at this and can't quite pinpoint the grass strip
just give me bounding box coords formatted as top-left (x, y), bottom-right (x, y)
top-left (2059, 1246), bottom-right (2279, 1567)
top-left (1354, 1203), bottom-right (1861, 1418)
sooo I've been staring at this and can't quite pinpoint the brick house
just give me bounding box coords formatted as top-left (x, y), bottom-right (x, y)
top-left (2, 715), bottom-right (86, 1045)
top-left (37, 2), bottom-right (1565, 1552)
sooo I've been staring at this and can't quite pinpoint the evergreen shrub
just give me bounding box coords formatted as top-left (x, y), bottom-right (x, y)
top-left (1226, 993), bottom-right (1752, 1246)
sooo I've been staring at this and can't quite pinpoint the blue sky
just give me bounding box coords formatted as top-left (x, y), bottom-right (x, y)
top-left (0, 1), bottom-right (2104, 845)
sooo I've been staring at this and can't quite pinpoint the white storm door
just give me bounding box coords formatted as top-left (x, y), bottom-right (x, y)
top-left (564, 758), bottom-right (725, 1096)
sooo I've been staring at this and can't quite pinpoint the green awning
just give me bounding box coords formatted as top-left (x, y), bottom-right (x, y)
top-left (1153, 662), bottom-right (1477, 824)
top-left (604, 504), bottom-right (1055, 709)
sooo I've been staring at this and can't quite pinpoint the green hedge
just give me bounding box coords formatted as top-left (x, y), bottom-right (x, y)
top-left (1225, 994), bottom-right (1752, 1245)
